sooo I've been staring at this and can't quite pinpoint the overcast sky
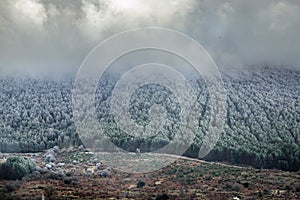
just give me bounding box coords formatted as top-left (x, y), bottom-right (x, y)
top-left (0, 0), bottom-right (299, 76)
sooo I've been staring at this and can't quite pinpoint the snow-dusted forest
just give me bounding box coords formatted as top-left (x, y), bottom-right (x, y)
top-left (0, 66), bottom-right (299, 171)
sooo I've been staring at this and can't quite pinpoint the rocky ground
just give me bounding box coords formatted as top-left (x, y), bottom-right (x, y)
top-left (0, 146), bottom-right (299, 200)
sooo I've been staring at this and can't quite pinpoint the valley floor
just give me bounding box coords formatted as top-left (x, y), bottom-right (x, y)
top-left (0, 149), bottom-right (299, 199)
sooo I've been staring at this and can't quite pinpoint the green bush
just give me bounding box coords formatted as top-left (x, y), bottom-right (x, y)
top-left (2, 156), bottom-right (36, 180)
top-left (137, 180), bottom-right (145, 188)
top-left (232, 183), bottom-right (242, 192)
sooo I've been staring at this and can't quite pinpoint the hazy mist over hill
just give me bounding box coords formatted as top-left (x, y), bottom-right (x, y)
top-left (0, 0), bottom-right (300, 77)
top-left (1, 2), bottom-right (300, 199)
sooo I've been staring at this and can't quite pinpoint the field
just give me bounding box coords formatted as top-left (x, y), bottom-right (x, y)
top-left (0, 147), bottom-right (299, 199)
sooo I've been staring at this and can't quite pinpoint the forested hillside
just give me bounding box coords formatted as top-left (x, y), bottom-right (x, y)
top-left (0, 66), bottom-right (299, 171)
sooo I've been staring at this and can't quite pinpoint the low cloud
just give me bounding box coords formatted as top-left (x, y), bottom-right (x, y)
top-left (0, 0), bottom-right (299, 76)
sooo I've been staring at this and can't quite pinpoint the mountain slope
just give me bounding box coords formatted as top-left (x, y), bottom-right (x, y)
top-left (0, 66), bottom-right (299, 171)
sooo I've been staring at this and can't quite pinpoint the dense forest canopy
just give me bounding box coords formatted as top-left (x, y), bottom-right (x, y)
top-left (0, 65), bottom-right (299, 171)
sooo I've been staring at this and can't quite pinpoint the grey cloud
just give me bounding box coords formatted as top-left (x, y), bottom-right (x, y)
top-left (0, 0), bottom-right (299, 77)
top-left (185, 0), bottom-right (300, 68)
